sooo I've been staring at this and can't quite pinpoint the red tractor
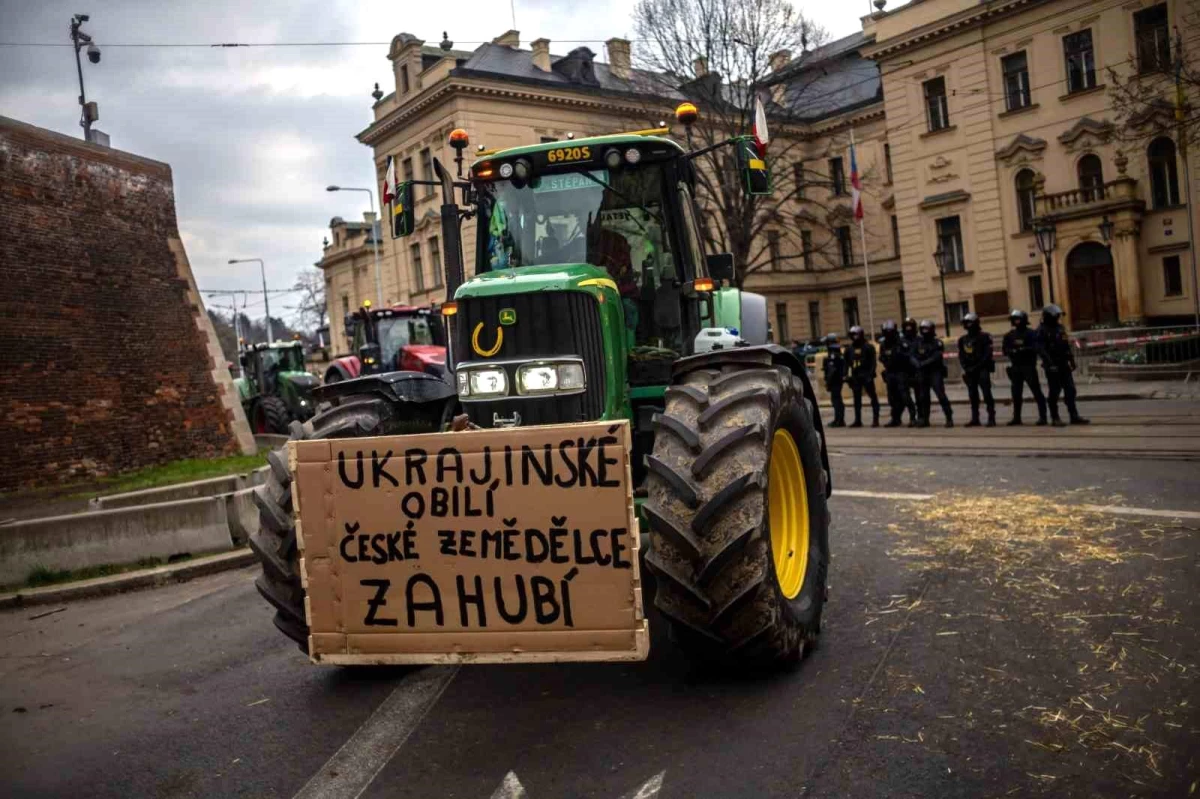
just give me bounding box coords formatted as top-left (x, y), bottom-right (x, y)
top-left (323, 302), bottom-right (447, 383)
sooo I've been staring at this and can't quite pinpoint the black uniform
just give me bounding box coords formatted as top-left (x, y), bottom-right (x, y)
top-left (1002, 324), bottom-right (1048, 424)
top-left (847, 337), bottom-right (880, 427)
top-left (879, 331), bottom-right (918, 427)
top-left (823, 343), bottom-right (847, 427)
top-left (1037, 320), bottom-right (1088, 425)
top-left (900, 321), bottom-right (920, 421)
top-left (914, 331), bottom-right (953, 427)
top-left (957, 329), bottom-right (996, 426)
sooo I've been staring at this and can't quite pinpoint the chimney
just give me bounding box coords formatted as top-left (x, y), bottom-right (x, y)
top-left (531, 38), bottom-right (551, 71)
top-left (693, 55), bottom-right (708, 77)
top-left (493, 29), bottom-right (520, 48)
top-left (607, 38), bottom-right (632, 80)
top-left (769, 49), bottom-right (791, 72)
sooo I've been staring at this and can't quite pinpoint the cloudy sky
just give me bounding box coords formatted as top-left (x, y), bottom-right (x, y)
top-left (0, 0), bottom-right (891, 326)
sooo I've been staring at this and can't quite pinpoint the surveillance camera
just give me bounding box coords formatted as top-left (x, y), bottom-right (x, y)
top-left (76, 13), bottom-right (90, 21)
top-left (87, 43), bottom-right (101, 63)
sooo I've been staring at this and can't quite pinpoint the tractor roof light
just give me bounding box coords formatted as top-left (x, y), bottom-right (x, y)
top-left (604, 149), bottom-right (623, 169)
top-left (513, 158), bottom-right (532, 182)
top-left (692, 277), bottom-right (715, 293)
top-left (449, 128), bottom-right (469, 151)
top-left (624, 147), bottom-right (641, 165)
top-left (441, 301), bottom-right (459, 316)
top-left (675, 102), bottom-right (699, 126)
top-left (498, 162), bottom-right (514, 179)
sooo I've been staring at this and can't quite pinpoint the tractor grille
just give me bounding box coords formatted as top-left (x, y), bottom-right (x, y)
top-left (454, 291), bottom-right (607, 427)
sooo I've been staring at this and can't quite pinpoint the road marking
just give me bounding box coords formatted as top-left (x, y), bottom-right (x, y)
top-left (490, 771), bottom-right (527, 799)
top-left (293, 665), bottom-right (459, 799)
top-left (833, 489), bottom-right (1200, 521)
top-left (1079, 503), bottom-right (1200, 520)
top-left (833, 489), bottom-right (933, 501)
top-left (489, 769), bottom-right (665, 799)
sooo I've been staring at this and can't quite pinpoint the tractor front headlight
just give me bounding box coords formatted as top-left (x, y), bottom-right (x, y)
top-left (466, 367), bottom-right (508, 398)
top-left (516, 360), bottom-right (586, 395)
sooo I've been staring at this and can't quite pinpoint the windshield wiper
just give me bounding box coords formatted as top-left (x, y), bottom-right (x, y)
top-left (576, 171), bottom-right (663, 230)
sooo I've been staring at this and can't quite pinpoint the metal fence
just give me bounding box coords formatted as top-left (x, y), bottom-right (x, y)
top-left (1070, 325), bottom-right (1200, 383)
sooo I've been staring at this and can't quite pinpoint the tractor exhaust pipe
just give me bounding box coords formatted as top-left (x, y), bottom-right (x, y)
top-left (433, 157), bottom-right (464, 300)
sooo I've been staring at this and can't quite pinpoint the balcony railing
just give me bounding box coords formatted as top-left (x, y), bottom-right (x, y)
top-left (1040, 181), bottom-right (1112, 212)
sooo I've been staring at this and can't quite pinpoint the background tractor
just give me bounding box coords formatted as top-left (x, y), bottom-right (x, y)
top-left (323, 302), bottom-right (447, 383)
top-left (234, 340), bottom-right (319, 434)
top-left (251, 107), bottom-right (832, 668)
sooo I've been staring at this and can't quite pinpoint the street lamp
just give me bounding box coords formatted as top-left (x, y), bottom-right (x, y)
top-left (1033, 219), bottom-right (1058, 305)
top-left (1098, 214), bottom-right (1114, 247)
top-left (932, 246), bottom-right (951, 335)
top-left (69, 14), bottom-right (101, 142)
top-left (327, 185), bottom-right (384, 306)
top-left (228, 258), bottom-right (273, 342)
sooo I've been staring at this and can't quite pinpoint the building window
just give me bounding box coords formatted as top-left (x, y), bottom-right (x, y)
top-left (829, 157), bottom-right (846, 195)
top-left (1148, 137), bottom-right (1181, 207)
top-left (1135, 3), bottom-right (1170, 73)
top-left (539, 136), bottom-right (557, 143)
top-left (935, 215), bottom-right (965, 273)
top-left (429, 236), bottom-right (443, 288)
top-left (801, 230), bottom-right (813, 270)
top-left (946, 301), bottom-right (970, 326)
top-left (1028, 274), bottom-right (1044, 310)
top-left (898, 289), bottom-right (908, 320)
top-left (342, 294), bottom-right (350, 317)
top-left (1001, 51), bottom-right (1031, 111)
top-left (775, 302), bottom-right (790, 343)
top-left (924, 76), bottom-right (950, 132)
top-left (808, 301), bottom-right (822, 339)
top-left (400, 65), bottom-right (410, 93)
top-left (1163, 255), bottom-right (1183, 297)
top-left (768, 230), bottom-right (782, 270)
top-left (1063, 30), bottom-right (1096, 93)
top-left (1015, 168), bottom-right (1037, 232)
top-left (884, 143), bottom-right (893, 184)
top-left (843, 297), bottom-right (860, 331)
top-left (836, 225), bottom-right (853, 267)
top-left (402, 156), bottom-right (414, 185)
top-left (793, 161), bottom-right (807, 198)
top-left (891, 215), bottom-right (901, 257)
top-left (410, 242), bottom-right (424, 292)
top-left (1077, 154), bottom-right (1104, 202)
top-left (420, 148), bottom-right (434, 197)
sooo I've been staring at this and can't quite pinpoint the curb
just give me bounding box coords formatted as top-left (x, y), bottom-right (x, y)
top-left (0, 549), bottom-right (256, 610)
top-left (827, 447), bottom-right (1200, 461)
top-left (816, 392), bottom-right (1146, 409)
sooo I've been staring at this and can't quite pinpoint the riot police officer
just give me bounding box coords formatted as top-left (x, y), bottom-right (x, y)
top-left (879, 320), bottom-right (918, 427)
top-left (823, 333), bottom-right (846, 428)
top-left (901, 317), bottom-right (920, 417)
top-left (847, 325), bottom-right (880, 427)
top-left (1038, 304), bottom-right (1090, 426)
top-left (1001, 308), bottom-right (1048, 425)
top-left (957, 312), bottom-right (996, 427)
top-left (914, 320), bottom-right (954, 427)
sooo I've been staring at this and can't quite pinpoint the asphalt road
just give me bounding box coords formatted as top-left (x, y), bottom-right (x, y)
top-left (3, 455), bottom-right (1199, 798)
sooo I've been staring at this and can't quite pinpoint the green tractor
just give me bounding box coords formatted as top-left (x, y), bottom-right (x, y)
top-left (251, 107), bottom-right (831, 667)
top-left (235, 340), bottom-right (320, 434)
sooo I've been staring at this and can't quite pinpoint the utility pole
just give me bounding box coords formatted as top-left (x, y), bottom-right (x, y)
top-left (227, 259), bottom-right (273, 342)
top-left (1175, 26), bottom-right (1199, 330)
top-left (69, 14), bottom-right (101, 142)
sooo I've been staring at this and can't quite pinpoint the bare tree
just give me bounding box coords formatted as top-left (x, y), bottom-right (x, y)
top-left (632, 0), bottom-right (837, 285)
top-left (292, 269), bottom-right (327, 333)
top-left (1107, 27), bottom-right (1200, 148)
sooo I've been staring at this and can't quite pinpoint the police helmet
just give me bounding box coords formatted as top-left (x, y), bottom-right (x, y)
top-left (962, 312), bottom-right (980, 330)
top-left (1009, 308), bottom-right (1028, 326)
top-left (849, 325), bottom-right (865, 338)
top-left (918, 319), bottom-right (935, 335)
top-left (824, 333), bottom-right (839, 345)
top-left (902, 316), bottom-right (917, 331)
top-left (1042, 303), bottom-right (1063, 323)
top-left (881, 319), bottom-right (898, 333)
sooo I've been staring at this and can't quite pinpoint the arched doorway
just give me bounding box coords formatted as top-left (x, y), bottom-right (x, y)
top-left (1066, 241), bottom-right (1118, 328)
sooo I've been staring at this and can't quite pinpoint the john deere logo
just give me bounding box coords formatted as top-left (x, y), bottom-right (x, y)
top-left (499, 308), bottom-right (517, 326)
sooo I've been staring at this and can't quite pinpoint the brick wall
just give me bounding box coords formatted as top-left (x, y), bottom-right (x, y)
top-left (0, 116), bottom-right (251, 492)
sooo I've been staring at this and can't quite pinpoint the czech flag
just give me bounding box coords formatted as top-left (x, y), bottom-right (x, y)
top-left (850, 141), bottom-right (863, 221)
top-left (382, 155), bottom-right (396, 205)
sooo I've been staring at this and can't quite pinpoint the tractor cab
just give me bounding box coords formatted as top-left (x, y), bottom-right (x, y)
top-left (234, 340), bottom-right (318, 433)
top-left (326, 304), bottom-right (447, 382)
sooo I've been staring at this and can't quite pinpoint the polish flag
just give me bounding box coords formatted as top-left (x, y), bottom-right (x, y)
top-left (382, 155), bottom-right (396, 205)
top-left (850, 141), bottom-right (863, 221)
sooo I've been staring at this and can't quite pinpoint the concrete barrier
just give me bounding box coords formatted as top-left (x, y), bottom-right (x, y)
top-left (0, 496), bottom-right (236, 586)
top-left (224, 487), bottom-right (259, 547)
top-left (88, 467), bottom-right (268, 510)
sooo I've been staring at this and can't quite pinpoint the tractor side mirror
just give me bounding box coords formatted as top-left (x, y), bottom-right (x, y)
top-left (390, 181), bottom-right (415, 239)
top-left (735, 136), bottom-right (771, 196)
top-left (706, 253), bottom-right (734, 283)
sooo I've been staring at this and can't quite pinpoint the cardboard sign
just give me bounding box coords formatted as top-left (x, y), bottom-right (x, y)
top-left (291, 420), bottom-right (648, 664)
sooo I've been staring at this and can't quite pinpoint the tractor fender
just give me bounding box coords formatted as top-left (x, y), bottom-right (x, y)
top-left (670, 344), bottom-right (831, 497)
top-left (325, 356), bottom-right (360, 383)
top-left (313, 369), bottom-right (456, 408)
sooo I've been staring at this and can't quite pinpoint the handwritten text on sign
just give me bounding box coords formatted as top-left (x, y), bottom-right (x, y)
top-left (294, 421), bottom-right (641, 653)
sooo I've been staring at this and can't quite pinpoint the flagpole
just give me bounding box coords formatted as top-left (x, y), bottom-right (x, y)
top-left (850, 129), bottom-right (876, 338)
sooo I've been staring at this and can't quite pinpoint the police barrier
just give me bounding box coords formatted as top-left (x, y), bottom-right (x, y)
top-left (1069, 326), bottom-right (1200, 383)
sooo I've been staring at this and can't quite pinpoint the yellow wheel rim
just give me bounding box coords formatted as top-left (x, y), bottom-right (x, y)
top-left (768, 428), bottom-right (809, 600)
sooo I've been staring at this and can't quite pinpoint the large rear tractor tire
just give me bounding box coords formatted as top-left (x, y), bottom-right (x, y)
top-left (644, 362), bottom-right (830, 668)
top-left (249, 394), bottom-right (446, 652)
top-left (253, 395), bottom-right (291, 435)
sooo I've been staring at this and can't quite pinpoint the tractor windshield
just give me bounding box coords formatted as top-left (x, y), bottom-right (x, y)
top-left (261, 346), bottom-right (304, 374)
top-left (377, 315), bottom-right (436, 366)
top-left (475, 165), bottom-right (678, 296)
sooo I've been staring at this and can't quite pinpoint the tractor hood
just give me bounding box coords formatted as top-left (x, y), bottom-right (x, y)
top-left (282, 372), bottom-right (319, 392)
top-left (455, 263), bottom-right (617, 299)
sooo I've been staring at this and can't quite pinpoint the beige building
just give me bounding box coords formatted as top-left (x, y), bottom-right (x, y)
top-left (316, 212), bottom-right (383, 351)
top-left (326, 3), bottom-right (1196, 345)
